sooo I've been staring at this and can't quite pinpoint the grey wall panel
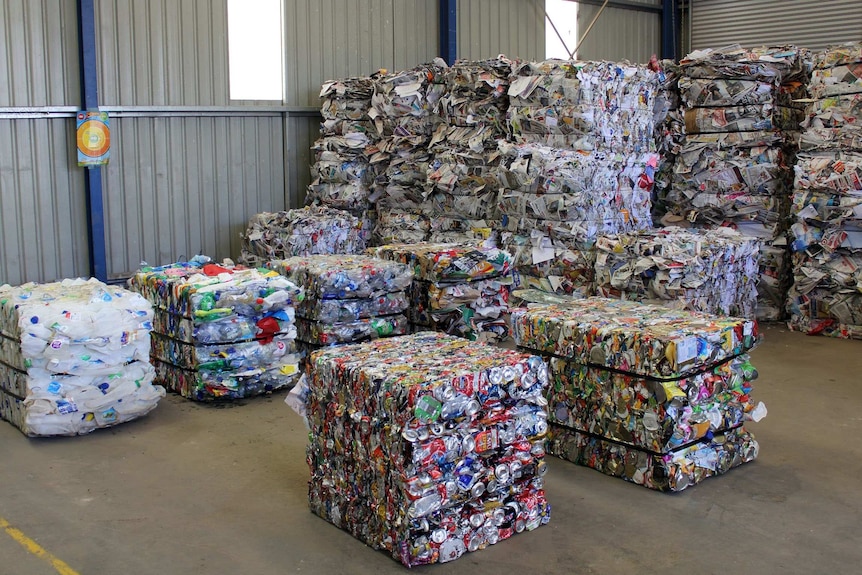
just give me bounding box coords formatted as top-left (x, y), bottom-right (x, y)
top-left (0, 119), bottom-right (88, 285)
top-left (286, 115), bottom-right (319, 209)
top-left (0, 0), bottom-right (80, 106)
top-left (102, 116), bottom-right (285, 276)
top-left (95, 0), bottom-right (230, 106)
top-left (691, 0), bottom-right (862, 52)
top-left (575, 4), bottom-right (661, 63)
top-left (458, 0), bottom-right (546, 62)
top-left (285, 0), bottom-right (439, 107)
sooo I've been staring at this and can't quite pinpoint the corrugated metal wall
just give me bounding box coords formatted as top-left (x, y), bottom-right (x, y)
top-left (92, 0), bottom-right (289, 276)
top-left (0, 119), bottom-right (89, 285)
top-left (458, 0), bottom-right (546, 61)
top-left (284, 0), bottom-right (440, 107)
top-left (0, 0), bottom-right (79, 107)
top-left (690, 0), bottom-right (862, 52)
top-left (285, 114), bottom-right (319, 212)
top-left (0, 0), bottom-right (88, 286)
top-left (102, 115), bottom-right (286, 275)
top-left (95, 0), bottom-right (230, 106)
top-left (576, 1), bottom-right (661, 63)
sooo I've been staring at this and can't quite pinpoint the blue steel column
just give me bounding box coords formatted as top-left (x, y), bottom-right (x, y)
top-left (661, 0), bottom-right (680, 60)
top-left (439, 0), bottom-right (457, 65)
top-left (77, 0), bottom-right (108, 282)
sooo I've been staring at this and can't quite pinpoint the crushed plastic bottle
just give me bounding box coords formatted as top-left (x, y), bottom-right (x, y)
top-left (0, 278), bottom-right (165, 436)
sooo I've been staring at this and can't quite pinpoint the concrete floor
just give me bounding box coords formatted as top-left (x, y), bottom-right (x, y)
top-left (1, 325), bottom-right (861, 575)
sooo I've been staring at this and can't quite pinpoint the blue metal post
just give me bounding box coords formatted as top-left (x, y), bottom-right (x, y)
top-left (77, 0), bottom-right (108, 282)
top-left (439, 0), bottom-right (457, 65)
top-left (661, 0), bottom-right (679, 60)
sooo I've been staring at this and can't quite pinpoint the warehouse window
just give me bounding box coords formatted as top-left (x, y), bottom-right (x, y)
top-left (545, 0), bottom-right (578, 59)
top-left (227, 0), bottom-right (284, 101)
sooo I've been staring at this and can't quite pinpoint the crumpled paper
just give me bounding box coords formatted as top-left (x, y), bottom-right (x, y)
top-left (498, 141), bottom-right (656, 234)
top-left (507, 59), bottom-right (660, 154)
top-left (593, 226), bottom-right (761, 318)
top-left (787, 44), bottom-right (862, 337)
top-left (240, 206), bottom-right (369, 265)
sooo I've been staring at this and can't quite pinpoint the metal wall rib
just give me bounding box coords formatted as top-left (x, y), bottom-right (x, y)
top-left (95, 0), bottom-right (230, 106)
top-left (285, 0), bottom-right (440, 107)
top-left (690, 0), bottom-right (862, 52)
top-left (102, 115), bottom-right (286, 277)
top-left (0, 0), bottom-right (80, 107)
top-left (575, 3), bottom-right (661, 63)
top-left (458, 0), bottom-right (546, 61)
top-left (0, 119), bottom-right (89, 285)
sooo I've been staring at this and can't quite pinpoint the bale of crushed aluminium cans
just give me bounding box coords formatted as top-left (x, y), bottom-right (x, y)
top-left (545, 354), bottom-right (764, 454)
top-left (301, 332), bottom-right (551, 566)
top-left (497, 141), bottom-right (656, 235)
top-left (239, 206), bottom-right (368, 266)
top-left (507, 59), bottom-right (660, 153)
top-left (511, 298), bottom-right (759, 379)
top-left (547, 424), bottom-right (759, 492)
top-left (513, 297), bottom-right (764, 490)
top-left (128, 259), bottom-right (303, 400)
top-left (593, 227), bottom-right (761, 318)
top-left (0, 279), bottom-right (165, 436)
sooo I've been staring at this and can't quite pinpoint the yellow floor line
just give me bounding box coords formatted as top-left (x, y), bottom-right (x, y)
top-left (0, 516), bottom-right (81, 575)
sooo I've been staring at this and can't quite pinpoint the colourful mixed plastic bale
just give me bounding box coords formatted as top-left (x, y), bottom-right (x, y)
top-left (0, 279), bottom-right (164, 436)
top-left (298, 332), bottom-right (551, 566)
top-left (511, 297), bottom-right (764, 491)
top-left (268, 255), bottom-right (414, 350)
top-left (370, 243), bottom-right (513, 341)
top-left (128, 259), bottom-right (303, 400)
